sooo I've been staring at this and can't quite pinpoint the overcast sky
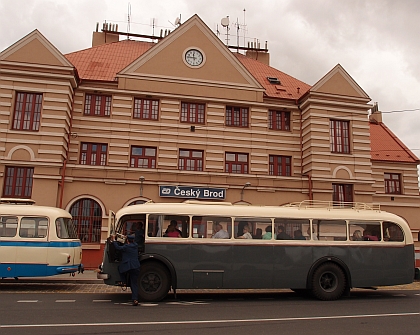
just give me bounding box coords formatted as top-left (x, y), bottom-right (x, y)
top-left (1, 0), bottom-right (419, 164)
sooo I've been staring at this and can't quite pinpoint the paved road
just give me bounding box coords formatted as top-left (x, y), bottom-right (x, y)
top-left (0, 289), bottom-right (418, 335)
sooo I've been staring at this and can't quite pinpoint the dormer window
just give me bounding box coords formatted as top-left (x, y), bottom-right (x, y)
top-left (267, 77), bottom-right (281, 84)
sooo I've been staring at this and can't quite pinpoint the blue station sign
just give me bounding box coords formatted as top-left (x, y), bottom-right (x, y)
top-left (159, 185), bottom-right (226, 200)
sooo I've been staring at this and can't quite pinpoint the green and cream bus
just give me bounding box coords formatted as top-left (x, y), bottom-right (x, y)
top-left (98, 200), bottom-right (415, 301)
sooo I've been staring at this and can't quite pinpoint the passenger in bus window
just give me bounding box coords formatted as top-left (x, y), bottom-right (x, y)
top-left (352, 230), bottom-right (363, 241)
top-left (253, 228), bottom-right (263, 239)
top-left (276, 225), bottom-right (292, 240)
top-left (166, 224), bottom-right (182, 238)
top-left (164, 220), bottom-right (182, 237)
top-left (262, 226), bottom-right (272, 240)
top-left (212, 223), bottom-right (230, 239)
top-left (131, 221), bottom-right (145, 245)
top-left (238, 225), bottom-right (252, 239)
top-left (293, 229), bottom-right (306, 240)
top-left (363, 230), bottom-right (378, 241)
top-left (237, 221), bottom-right (249, 237)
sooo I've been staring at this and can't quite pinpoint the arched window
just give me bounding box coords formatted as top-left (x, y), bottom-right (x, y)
top-left (70, 198), bottom-right (102, 243)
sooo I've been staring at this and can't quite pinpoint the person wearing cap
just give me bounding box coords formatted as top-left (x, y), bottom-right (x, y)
top-left (110, 234), bottom-right (141, 306)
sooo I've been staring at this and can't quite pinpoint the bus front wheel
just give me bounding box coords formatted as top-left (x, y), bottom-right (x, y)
top-left (311, 262), bottom-right (346, 301)
top-left (138, 263), bottom-right (170, 302)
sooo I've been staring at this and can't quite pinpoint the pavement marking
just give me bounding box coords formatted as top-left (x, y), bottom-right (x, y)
top-left (17, 300), bottom-right (38, 303)
top-left (166, 301), bottom-right (210, 305)
top-left (1, 312), bottom-right (419, 329)
top-left (55, 300), bottom-right (76, 303)
top-left (140, 303), bottom-right (159, 307)
top-left (392, 294), bottom-right (407, 297)
top-left (92, 300), bottom-right (112, 303)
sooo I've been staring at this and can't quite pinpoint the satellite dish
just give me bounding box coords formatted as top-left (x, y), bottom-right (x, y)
top-left (175, 17), bottom-right (181, 26)
top-left (221, 17), bottom-right (229, 27)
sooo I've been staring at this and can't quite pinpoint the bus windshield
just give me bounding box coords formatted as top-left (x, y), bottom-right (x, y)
top-left (55, 217), bottom-right (78, 239)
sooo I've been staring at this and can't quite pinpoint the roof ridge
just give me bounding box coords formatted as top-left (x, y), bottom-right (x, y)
top-left (64, 39), bottom-right (155, 56)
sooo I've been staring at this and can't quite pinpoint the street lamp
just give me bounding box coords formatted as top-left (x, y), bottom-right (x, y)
top-left (139, 176), bottom-right (145, 196)
top-left (240, 182), bottom-right (251, 201)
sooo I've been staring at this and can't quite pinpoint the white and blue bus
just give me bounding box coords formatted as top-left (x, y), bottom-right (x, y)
top-left (0, 199), bottom-right (83, 278)
top-left (98, 200), bottom-right (415, 301)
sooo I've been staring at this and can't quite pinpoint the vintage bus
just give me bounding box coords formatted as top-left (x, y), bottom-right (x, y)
top-left (0, 199), bottom-right (83, 278)
top-left (98, 200), bottom-right (415, 301)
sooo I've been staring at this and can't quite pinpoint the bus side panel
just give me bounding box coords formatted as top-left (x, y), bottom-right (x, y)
top-left (189, 243), bottom-right (232, 289)
top-left (15, 242), bottom-right (48, 277)
top-left (348, 245), bottom-right (414, 287)
top-left (273, 245), bottom-right (313, 288)
top-left (46, 241), bottom-right (82, 275)
top-left (0, 245), bottom-right (17, 277)
top-left (230, 244), bottom-right (273, 289)
top-left (145, 242), bottom-right (191, 288)
top-left (381, 245), bottom-right (414, 285)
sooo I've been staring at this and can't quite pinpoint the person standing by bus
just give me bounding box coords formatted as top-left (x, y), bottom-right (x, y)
top-left (110, 234), bottom-right (141, 306)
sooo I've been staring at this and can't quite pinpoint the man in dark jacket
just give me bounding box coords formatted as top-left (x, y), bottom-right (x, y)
top-left (111, 234), bottom-right (141, 306)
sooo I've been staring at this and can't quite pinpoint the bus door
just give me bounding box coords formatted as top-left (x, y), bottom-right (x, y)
top-left (15, 216), bottom-right (49, 277)
top-left (0, 215), bottom-right (18, 277)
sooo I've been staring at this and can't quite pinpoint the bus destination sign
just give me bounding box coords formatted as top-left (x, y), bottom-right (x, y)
top-left (159, 185), bottom-right (226, 200)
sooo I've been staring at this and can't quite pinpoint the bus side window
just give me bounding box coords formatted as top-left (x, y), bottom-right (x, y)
top-left (192, 216), bottom-right (232, 239)
top-left (148, 215), bottom-right (190, 238)
top-left (20, 217), bottom-right (48, 238)
top-left (315, 219), bottom-right (347, 241)
top-left (383, 221), bottom-right (404, 242)
top-left (349, 221), bottom-right (381, 241)
top-left (274, 218), bottom-right (310, 240)
top-left (0, 216), bottom-right (18, 237)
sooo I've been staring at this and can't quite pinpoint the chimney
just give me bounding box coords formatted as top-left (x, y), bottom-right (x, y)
top-left (92, 22), bottom-right (119, 47)
top-left (369, 102), bottom-right (382, 123)
top-left (245, 50), bottom-right (270, 65)
top-left (245, 41), bottom-right (269, 65)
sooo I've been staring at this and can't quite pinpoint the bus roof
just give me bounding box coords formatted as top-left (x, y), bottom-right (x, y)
top-left (115, 201), bottom-right (408, 225)
top-left (0, 204), bottom-right (72, 218)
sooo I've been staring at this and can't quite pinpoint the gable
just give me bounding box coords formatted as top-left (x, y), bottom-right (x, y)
top-left (311, 64), bottom-right (369, 99)
top-left (119, 15), bottom-right (262, 90)
top-left (0, 30), bottom-right (73, 67)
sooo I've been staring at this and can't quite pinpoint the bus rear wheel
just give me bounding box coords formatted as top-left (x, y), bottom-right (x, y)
top-left (138, 263), bottom-right (170, 302)
top-left (311, 262), bottom-right (346, 301)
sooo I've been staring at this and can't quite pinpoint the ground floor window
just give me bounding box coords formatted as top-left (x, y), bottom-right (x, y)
top-left (70, 198), bottom-right (102, 243)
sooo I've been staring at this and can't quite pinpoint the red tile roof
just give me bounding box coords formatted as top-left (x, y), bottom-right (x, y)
top-left (65, 39), bottom-right (311, 100)
top-left (370, 121), bottom-right (419, 163)
top-left (65, 40), bottom-right (155, 81)
top-left (234, 53), bottom-right (311, 100)
top-left (64, 40), bottom-right (417, 165)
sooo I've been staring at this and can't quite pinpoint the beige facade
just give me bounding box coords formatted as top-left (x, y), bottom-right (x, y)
top-left (1, 15), bottom-right (418, 268)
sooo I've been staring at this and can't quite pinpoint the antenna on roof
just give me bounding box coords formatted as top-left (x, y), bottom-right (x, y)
top-left (127, 2), bottom-right (131, 40)
top-left (221, 16), bottom-right (230, 45)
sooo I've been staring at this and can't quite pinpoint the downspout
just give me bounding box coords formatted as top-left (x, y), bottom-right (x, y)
top-left (297, 100), bottom-right (313, 201)
top-left (58, 80), bottom-right (77, 208)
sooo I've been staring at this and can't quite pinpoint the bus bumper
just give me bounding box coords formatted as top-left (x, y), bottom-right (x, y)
top-left (56, 265), bottom-right (81, 274)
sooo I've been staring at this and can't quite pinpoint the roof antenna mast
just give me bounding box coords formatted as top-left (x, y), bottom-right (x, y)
top-left (127, 2), bottom-right (131, 40)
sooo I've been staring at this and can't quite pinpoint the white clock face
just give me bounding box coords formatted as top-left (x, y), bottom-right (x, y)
top-left (185, 49), bottom-right (204, 67)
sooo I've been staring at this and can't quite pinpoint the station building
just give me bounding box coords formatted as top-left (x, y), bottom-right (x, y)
top-left (0, 15), bottom-right (419, 268)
